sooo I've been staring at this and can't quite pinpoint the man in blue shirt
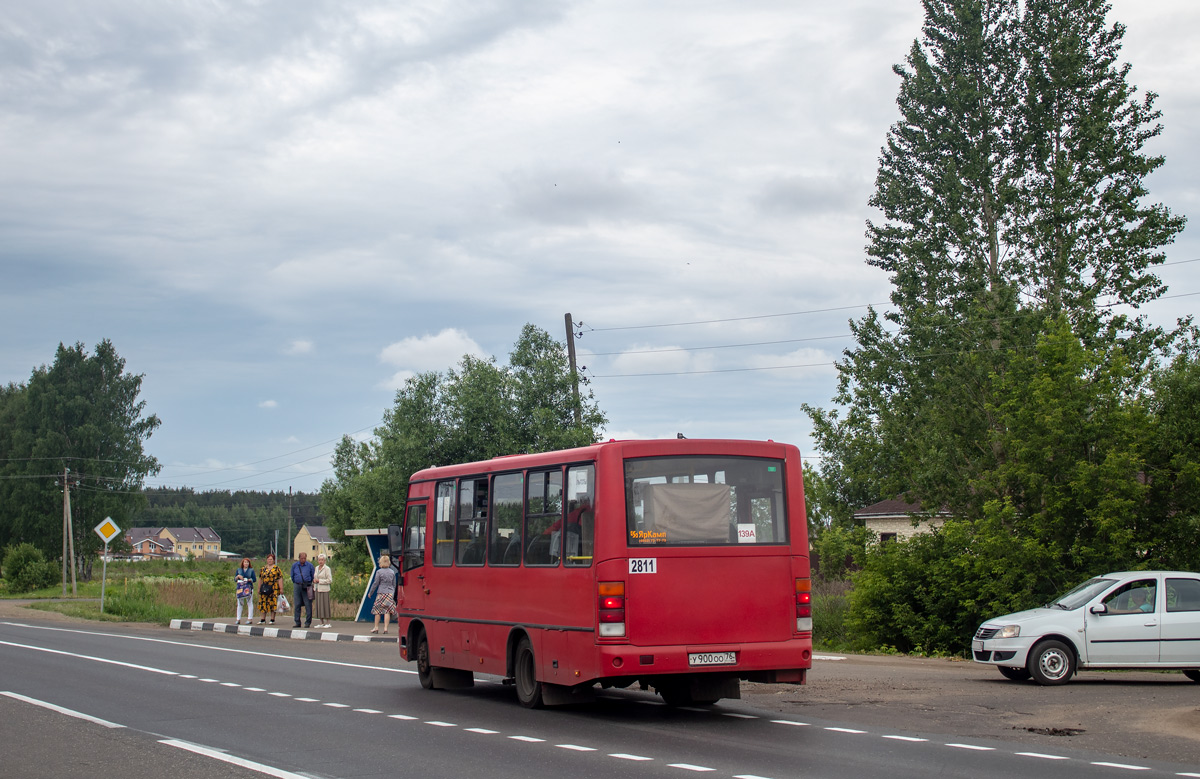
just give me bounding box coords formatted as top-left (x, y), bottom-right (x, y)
top-left (290, 552), bottom-right (316, 628)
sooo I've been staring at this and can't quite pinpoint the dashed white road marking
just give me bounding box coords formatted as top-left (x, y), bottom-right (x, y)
top-left (770, 719), bottom-right (807, 727)
top-left (1092, 762), bottom-right (1150, 771)
top-left (669, 764), bottom-right (715, 772)
top-left (610, 753), bottom-right (653, 761)
top-left (268, 692), bottom-right (290, 697)
top-left (425, 721), bottom-right (456, 727)
top-left (354, 708), bottom-right (382, 714)
top-left (1016, 752), bottom-right (1069, 760)
top-left (199, 678), bottom-right (219, 683)
top-left (220, 682), bottom-right (240, 687)
top-left (465, 728), bottom-right (498, 734)
top-left (825, 727), bottom-right (865, 734)
top-left (509, 736), bottom-right (545, 742)
top-left (734, 775), bottom-right (775, 779)
top-left (244, 687), bottom-right (266, 692)
top-left (294, 697), bottom-right (319, 702)
top-left (723, 713), bottom-right (758, 719)
top-left (389, 714), bottom-right (418, 721)
top-left (323, 703), bottom-right (349, 708)
top-left (883, 735), bottom-right (927, 742)
top-left (556, 744), bottom-right (596, 751)
top-left (946, 743), bottom-right (995, 751)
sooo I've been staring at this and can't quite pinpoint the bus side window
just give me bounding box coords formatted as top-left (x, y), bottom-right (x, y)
top-left (433, 481), bottom-right (455, 566)
top-left (456, 478), bottom-right (487, 566)
top-left (525, 469), bottom-right (562, 566)
top-left (565, 464), bottom-right (595, 567)
top-left (488, 473), bottom-right (523, 566)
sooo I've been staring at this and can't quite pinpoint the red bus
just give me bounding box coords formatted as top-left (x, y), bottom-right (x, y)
top-left (391, 438), bottom-right (812, 708)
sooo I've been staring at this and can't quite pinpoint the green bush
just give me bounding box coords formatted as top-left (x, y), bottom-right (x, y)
top-left (846, 514), bottom-right (1050, 654)
top-left (3, 543), bottom-right (60, 593)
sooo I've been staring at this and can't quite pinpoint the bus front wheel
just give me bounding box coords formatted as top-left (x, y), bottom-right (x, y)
top-left (416, 629), bottom-right (434, 690)
top-left (514, 637), bottom-right (544, 709)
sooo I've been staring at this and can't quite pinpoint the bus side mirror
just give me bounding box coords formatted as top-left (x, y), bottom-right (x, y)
top-left (388, 523), bottom-right (403, 556)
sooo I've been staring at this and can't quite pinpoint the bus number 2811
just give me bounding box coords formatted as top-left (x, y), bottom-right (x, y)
top-left (629, 558), bottom-right (657, 574)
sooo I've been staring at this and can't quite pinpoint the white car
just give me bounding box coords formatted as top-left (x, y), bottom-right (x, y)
top-left (972, 570), bottom-right (1200, 685)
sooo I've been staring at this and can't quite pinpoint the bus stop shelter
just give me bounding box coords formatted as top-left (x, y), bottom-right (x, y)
top-left (343, 527), bottom-right (400, 622)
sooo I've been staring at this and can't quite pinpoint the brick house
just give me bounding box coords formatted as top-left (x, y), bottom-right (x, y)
top-left (124, 527), bottom-right (221, 560)
top-left (853, 498), bottom-right (950, 543)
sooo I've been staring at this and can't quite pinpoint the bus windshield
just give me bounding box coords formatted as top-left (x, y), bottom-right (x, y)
top-left (625, 455), bottom-right (788, 546)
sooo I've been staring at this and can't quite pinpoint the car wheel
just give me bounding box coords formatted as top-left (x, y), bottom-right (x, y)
top-left (514, 637), bottom-right (544, 708)
top-left (998, 665), bottom-right (1031, 682)
top-left (1029, 640), bottom-right (1074, 685)
top-left (1184, 670), bottom-right (1200, 683)
top-left (415, 629), bottom-right (434, 690)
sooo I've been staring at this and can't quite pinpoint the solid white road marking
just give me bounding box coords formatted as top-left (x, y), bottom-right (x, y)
top-left (160, 739), bottom-right (315, 779)
top-left (1, 691), bottom-right (124, 729)
top-left (0, 640), bottom-right (179, 677)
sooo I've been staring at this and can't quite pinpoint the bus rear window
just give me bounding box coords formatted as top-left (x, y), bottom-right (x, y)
top-left (625, 456), bottom-right (788, 546)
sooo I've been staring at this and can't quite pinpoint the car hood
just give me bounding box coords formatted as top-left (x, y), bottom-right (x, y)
top-left (983, 606), bottom-right (1074, 627)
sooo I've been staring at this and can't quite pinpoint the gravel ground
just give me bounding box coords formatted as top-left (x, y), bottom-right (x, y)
top-left (743, 651), bottom-right (1200, 766)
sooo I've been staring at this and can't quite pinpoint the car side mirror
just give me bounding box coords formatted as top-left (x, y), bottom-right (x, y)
top-left (1090, 603), bottom-right (1108, 615)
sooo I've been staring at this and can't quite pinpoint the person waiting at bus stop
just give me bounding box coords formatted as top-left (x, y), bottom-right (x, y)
top-left (290, 552), bottom-right (315, 629)
top-left (367, 554), bottom-right (397, 634)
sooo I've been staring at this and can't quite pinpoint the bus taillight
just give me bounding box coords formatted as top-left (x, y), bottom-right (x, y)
top-left (598, 581), bottom-right (626, 637)
top-left (796, 578), bottom-right (812, 632)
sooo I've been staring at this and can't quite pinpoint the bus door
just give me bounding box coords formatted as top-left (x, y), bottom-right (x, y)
top-left (398, 500), bottom-right (428, 612)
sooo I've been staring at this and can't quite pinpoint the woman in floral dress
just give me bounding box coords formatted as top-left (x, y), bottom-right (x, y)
top-left (257, 553), bottom-right (283, 624)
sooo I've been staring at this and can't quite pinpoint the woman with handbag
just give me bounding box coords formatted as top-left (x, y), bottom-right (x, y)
top-left (234, 558), bottom-right (257, 624)
top-left (366, 554), bottom-right (397, 634)
top-left (257, 553), bottom-right (283, 624)
top-left (313, 553), bottom-right (333, 629)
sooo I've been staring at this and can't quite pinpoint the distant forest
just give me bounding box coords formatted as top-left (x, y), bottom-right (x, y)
top-left (132, 487), bottom-right (326, 559)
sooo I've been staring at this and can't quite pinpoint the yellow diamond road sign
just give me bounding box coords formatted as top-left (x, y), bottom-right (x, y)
top-left (94, 517), bottom-right (121, 544)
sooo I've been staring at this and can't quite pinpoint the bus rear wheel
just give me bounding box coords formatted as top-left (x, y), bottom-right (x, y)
top-left (514, 637), bottom-right (544, 709)
top-left (415, 629), bottom-right (434, 690)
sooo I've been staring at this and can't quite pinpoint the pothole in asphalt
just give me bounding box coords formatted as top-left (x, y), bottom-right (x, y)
top-left (1023, 726), bottom-right (1086, 737)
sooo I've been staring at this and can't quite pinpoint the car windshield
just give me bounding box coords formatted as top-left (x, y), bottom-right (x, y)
top-left (1049, 577), bottom-right (1116, 610)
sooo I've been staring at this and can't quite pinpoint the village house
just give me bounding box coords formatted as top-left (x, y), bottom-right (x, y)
top-left (853, 498), bottom-right (950, 543)
top-left (293, 524), bottom-right (337, 559)
top-left (124, 527), bottom-right (221, 560)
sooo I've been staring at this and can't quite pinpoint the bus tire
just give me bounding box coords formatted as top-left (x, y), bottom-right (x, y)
top-left (415, 629), bottom-right (435, 690)
top-left (1184, 670), bottom-right (1200, 683)
top-left (514, 637), bottom-right (544, 709)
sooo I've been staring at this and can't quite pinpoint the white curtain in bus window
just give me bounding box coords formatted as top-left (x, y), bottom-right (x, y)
top-left (645, 483), bottom-right (732, 543)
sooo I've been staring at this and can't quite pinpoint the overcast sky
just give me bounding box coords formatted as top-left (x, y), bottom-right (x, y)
top-left (2, 1), bottom-right (1196, 498)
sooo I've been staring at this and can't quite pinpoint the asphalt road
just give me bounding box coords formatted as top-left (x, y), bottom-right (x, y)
top-left (2, 612), bottom-right (1198, 779)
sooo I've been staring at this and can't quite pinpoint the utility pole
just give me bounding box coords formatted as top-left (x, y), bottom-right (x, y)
top-left (564, 313), bottom-right (583, 427)
top-left (61, 467), bottom-right (77, 596)
top-left (287, 486), bottom-right (293, 560)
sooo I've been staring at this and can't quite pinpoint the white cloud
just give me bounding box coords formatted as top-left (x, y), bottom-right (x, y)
top-left (286, 339), bottom-right (313, 355)
top-left (259, 400), bottom-right (278, 409)
top-left (380, 328), bottom-right (486, 369)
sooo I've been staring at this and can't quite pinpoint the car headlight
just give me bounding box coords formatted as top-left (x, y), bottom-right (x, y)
top-left (996, 625), bottom-right (1020, 639)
